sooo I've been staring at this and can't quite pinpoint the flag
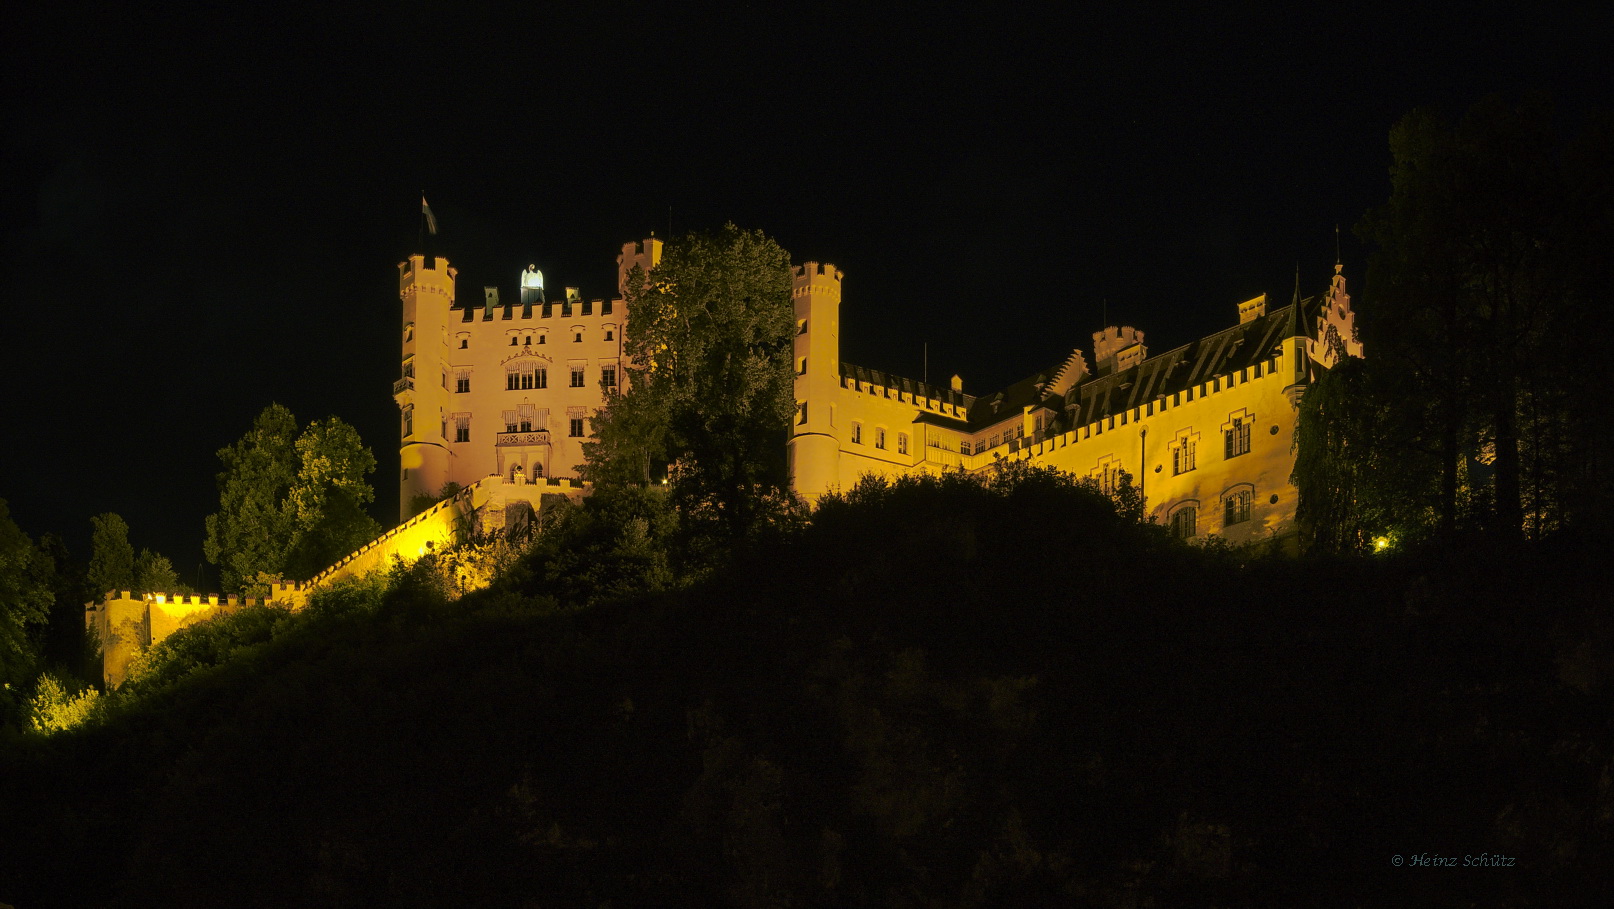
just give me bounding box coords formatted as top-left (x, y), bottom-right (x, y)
top-left (421, 196), bottom-right (438, 236)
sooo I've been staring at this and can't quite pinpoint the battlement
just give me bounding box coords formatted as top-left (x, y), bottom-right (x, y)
top-left (617, 237), bottom-right (663, 297)
top-left (839, 362), bottom-right (971, 415)
top-left (400, 253), bottom-right (457, 304)
top-left (90, 588), bottom-right (301, 610)
top-left (1092, 325), bottom-right (1146, 375)
top-left (792, 262), bottom-right (844, 296)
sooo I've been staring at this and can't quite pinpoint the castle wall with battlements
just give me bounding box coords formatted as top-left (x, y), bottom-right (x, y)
top-left (85, 474), bottom-right (589, 688)
top-left (785, 246), bottom-right (1361, 546)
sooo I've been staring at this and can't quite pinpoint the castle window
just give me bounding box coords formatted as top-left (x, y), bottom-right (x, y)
top-left (1091, 460), bottom-right (1121, 496)
top-left (503, 410), bottom-right (517, 433)
top-left (510, 337), bottom-right (517, 345)
top-left (574, 332), bottom-right (583, 343)
top-left (524, 336), bottom-right (531, 346)
top-left (569, 417), bottom-right (585, 437)
top-left (506, 364), bottom-right (548, 390)
top-left (989, 434), bottom-right (1000, 449)
top-left (602, 300), bottom-right (613, 315)
top-left (797, 319), bottom-right (807, 335)
top-left (1224, 488), bottom-right (1253, 526)
top-left (875, 428), bottom-right (887, 450)
top-left (532, 462), bottom-right (544, 477)
top-left (402, 405), bottom-right (413, 439)
top-left (456, 372), bottom-right (470, 394)
top-left (518, 403), bottom-right (535, 432)
top-left (1173, 436), bottom-right (1197, 475)
top-left (459, 339), bottom-right (468, 349)
top-left (1224, 416), bottom-right (1251, 458)
top-left (797, 402), bottom-right (807, 424)
top-left (897, 433), bottom-right (908, 455)
top-left (570, 366), bottom-right (585, 387)
top-left (454, 415), bottom-right (470, 443)
top-left (851, 423), bottom-right (862, 444)
top-left (797, 357), bottom-right (807, 376)
top-left (601, 366), bottom-right (617, 389)
top-left (538, 335), bottom-right (546, 344)
top-left (605, 330), bottom-right (614, 341)
top-left (1170, 505), bottom-right (1198, 540)
top-left (441, 370), bottom-right (448, 388)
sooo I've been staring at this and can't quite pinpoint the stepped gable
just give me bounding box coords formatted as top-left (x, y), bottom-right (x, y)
top-left (1042, 349), bottom-right (1090, 398)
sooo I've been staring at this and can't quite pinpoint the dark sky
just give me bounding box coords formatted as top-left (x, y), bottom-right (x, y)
top-left (3, 1), bottom-right (1609, 583)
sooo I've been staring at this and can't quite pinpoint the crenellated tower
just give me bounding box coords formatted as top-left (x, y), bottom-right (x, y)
top-left (396, 250), bottom-right (458, 519)
top-left (1091, 325), bottom-right (1146, 375)
top-left (789, 261), bottom-right (845, 500)
top-left (617, 237), bottom-right (663, 298)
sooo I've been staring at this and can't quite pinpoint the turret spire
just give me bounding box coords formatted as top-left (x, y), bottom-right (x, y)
top-left (1287, 263), bottom-right (1306, 339)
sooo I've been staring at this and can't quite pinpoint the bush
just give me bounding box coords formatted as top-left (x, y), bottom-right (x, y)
top-left (26, 672), bottom-right (101, 734)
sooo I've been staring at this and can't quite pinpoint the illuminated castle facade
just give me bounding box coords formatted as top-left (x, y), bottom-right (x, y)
top-left (396, 237), bottom-right (1361, 543)
top-left (790, 259), bottom-right (1361, 543)
top-left (394, 239), bottom-right (661, 518)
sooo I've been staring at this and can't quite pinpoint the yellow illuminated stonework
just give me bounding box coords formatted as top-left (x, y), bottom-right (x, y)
top-left (784, 252), bottom-right (1363, 549)
top-left (400, 234), bottom-right (1360, 548)
top-left (85, 477), bottom-right (587, 688)
top-left (394, 239), bottom-right (661, 519)
top-left (88, 233), bottom-right (1361, 688)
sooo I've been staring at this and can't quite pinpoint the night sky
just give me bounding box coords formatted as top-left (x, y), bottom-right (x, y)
top-left (4, 2), bottom-right (1609, 584)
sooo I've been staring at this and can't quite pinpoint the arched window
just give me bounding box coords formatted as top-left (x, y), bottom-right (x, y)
top-left (1223, 486), bottom-right (1254, 527)
top-left (1168, 501), bottom-right (1199, 539)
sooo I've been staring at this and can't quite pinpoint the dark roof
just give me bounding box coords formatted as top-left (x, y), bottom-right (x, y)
top-left (839, 363), bottom-right (973, 411)
top-left (1065, 298), bottom-right (1313, 428)
top-left (963, 369), bottom-right (1055, 430)
top-left (836, 297), bottom-right (1317, 436)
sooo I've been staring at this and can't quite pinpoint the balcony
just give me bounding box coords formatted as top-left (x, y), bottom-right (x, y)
top-left (392, 376), bottom-right (415, 396)
top-left (496, 431), bottom-right (551, 447)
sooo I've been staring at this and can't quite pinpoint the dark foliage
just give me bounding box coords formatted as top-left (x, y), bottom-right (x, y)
top-left (2, 470), bottom-right (1610, 907)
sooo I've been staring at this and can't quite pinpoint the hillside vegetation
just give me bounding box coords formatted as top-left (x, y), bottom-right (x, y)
top-left (3, 467), bottom-right (1611, 907)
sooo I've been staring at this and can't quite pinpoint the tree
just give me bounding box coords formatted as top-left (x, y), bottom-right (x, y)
top-left (1292, 358), bottom-right (1435, 552)
top-left (205, 405), bottom-right (381, 592)
top-left (87, 512), bottom-right (136, 596)
top-left (0, 499), bottom-right (52, 727)
top-left (135, 549), bottom-right (181, 594)
top-left (1356, 96), bottom-right (1612, 540)
top-left (581, 224), bottom-right (797, 539)
top-left (205, 404), bottom-right (299, 592)
top-left (283, 417), bottom-right (382, 579)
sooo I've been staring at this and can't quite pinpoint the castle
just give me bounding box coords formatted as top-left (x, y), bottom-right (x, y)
top-left (88, 227), bottom-right (1362, 688)
top-left (399, 235), bottom-right (1361, 545)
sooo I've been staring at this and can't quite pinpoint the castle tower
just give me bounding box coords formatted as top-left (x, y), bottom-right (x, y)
top-left (1091, 325), bottom-right (1146, 375)
top-left (1282, 276), bottom-right (1312, 406)
top-left (617, 237), bottom-right (663, 298)
top-left (789, 261), bottom-right (844, 500)
top-left (396, 248), bottom-right (457, 519)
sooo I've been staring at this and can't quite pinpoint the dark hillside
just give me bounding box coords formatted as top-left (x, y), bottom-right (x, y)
top-left (3, 473), bottom-right (1610, 907)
